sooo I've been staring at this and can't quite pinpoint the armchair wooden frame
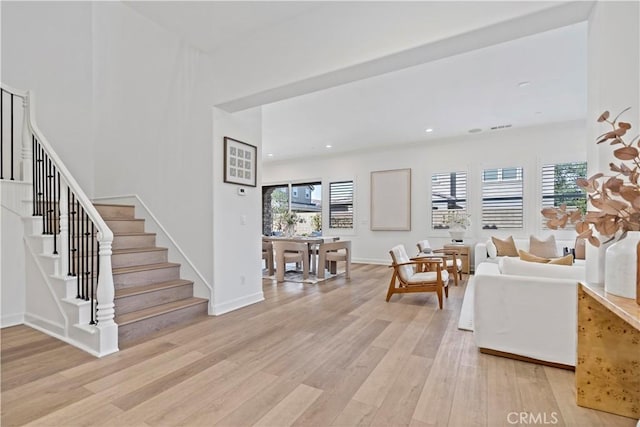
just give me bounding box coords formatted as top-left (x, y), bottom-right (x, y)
top-left (432, 248), bottom-right (463, 286)
top-left (386, 255), bottom-right (449, 309)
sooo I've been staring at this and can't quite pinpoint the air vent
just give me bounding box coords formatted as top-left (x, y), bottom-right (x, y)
top-left (489, 124), bottom-right (513, 131)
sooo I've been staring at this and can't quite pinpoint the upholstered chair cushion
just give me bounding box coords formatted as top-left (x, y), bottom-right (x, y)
top-left (408, 270), bottom-right (450, 284)
top-left (529, 235), bottom-right (559, 258)
top-left (390, 245), bottom-right (414, 282)
top-left (416, 240), bottom-right (433, 254)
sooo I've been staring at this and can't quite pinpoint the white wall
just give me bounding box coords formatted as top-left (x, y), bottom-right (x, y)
top-left (1, 206), bottom-right (25, 326)
top-left (585, 0), bottom-right (640, 283)
top-left (263, 120), bottom-right (586, 264)
top-left (92, 2), bottom-right (216, 285)
top-left (211, 107), bottom-right (263, 314)
top-left (1, 1), bottom-right (94, 194)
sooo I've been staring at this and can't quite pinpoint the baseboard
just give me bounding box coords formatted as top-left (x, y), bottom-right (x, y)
top-left (213, 292), bottom-right (264, 315)
top-left (352, 257), bottom-right (389, 265)
top-left (1, 313), bottom-right (25, 328)
top-left (479, 347), bottom-right (575, 371)
top-left (24, 313), bottom-right (66, 337)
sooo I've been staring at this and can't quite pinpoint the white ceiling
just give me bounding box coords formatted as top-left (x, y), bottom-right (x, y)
top-left (124, 1), bottom-right (588, 163)
top-left (262, 22), bottom-right (587, 162)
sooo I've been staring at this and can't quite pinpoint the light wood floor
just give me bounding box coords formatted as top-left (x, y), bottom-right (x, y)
top-left (1, 264), bottom-right (636, 427)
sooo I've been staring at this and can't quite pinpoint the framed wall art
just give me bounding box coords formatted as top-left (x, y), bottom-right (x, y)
top-left (224, 137), bottom-right (257, 187)
top-left (370, 168), bottom-right (411, 231)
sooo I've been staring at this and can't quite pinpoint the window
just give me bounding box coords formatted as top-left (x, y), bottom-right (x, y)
top-left (262, 185), bottom-right (289, 236)
top-left (431, 172), bottom-right (467, 229)
top-left (482, 166), bottom-right (523, 229)
top-left (262, 182), bottom-right (322, 235)
top-left (291, 182), bottom-right (321, 235)
top-left (541, 161), bottom-right (587, 229)
top-left (329, 181), bottom-right (354, 229)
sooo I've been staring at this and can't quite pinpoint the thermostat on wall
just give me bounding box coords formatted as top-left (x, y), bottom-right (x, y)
top-left (238, 187), bottom-right (246, 196)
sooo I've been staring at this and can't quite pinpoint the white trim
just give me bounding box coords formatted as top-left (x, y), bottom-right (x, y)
top-left (1, 313), bottom-right (25, 328)
top-left (24, 312), bottom-right (65, 337)
top-left (212, 292), bottom-right (264, 315)
top-left (0, 83), bottom-right (27, 98)
top-left (352, 258), bottom-right (388, 266)
top-left (92, 194), bottom-right (213, 308)
top-left (24, 314), bottom-right (112, 358)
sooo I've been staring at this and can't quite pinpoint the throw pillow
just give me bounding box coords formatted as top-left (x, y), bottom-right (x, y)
top-left (486, 239), bottom-right (498, 258)
top-left (491, 236), bottom-right (518, 257)
top-left (548, 254), bottom-right (574, 266)
top-left (529, 235), bottom-right (558, 258)
top-left (575, 237), bottom-right (586, 260)
top-left (518, 249), bottom-right (550, 264)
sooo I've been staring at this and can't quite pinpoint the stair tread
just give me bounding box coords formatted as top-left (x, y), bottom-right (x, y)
top-left (115, 279), bottom-right (193, 298)
top-left (113, 232), bottom-right (155, 236)
top-left (112, 247), bottom-right (167, 255)
top-left (115, 297), bottom-right (208, 326)
top-left (112, 262), bottom-right (180, 274)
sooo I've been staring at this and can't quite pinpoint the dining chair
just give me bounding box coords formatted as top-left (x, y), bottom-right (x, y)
top-left (272, 241), bottom-right (310, 282)
top-left (262, 241), bottom-right (274, 276)
top-left (387, 244), bottom-right (449, 309)
top-left (317, 240), bottom-right (351, 279)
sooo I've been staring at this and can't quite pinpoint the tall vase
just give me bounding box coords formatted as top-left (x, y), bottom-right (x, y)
top-left (604, 231), bottom-right (640, 299)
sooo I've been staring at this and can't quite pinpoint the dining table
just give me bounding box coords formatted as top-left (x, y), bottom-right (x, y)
top-left (262, 235), bottom-right (339, 274)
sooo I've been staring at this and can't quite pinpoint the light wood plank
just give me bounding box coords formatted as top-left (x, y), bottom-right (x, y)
top-left (2, 265), bottom-right (636, 427)
top-left (253, 383), bottom-right (323, 427)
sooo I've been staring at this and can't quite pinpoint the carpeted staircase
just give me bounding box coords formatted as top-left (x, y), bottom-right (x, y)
top-left (94, 203), bottom-right (208, 345)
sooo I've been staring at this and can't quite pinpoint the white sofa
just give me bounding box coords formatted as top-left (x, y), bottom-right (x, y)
top-left (474, 237), bottom-right (582, 271)
top-left (473, 257), bottom-right (585, 367)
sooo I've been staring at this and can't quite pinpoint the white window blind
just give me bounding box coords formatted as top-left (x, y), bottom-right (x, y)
top-left (329, 181), bottom-right (354, 229)
top-left (482, 167), bottom-right (523, 229)
top-left (431, 172), bottom-right (467, 229)
top-left (541, 161), bottom-right (587, 229)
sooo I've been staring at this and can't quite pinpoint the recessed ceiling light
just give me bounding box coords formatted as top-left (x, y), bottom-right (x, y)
top-left (535, 111), bottom-right (542, 115)
top-left (468, 128), bottom-right (482, 134)
top-left (425, 128), bottom-right (433, 133)
top-left (267, 153), bottom-right (274, 157)
top-left (518, 81), bottom-right (531, 87)
top-left (325, 144), bottom-right (332, 149)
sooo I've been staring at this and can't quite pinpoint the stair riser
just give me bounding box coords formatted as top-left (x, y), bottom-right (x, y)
top-left (105, 220), bottom-right (145, 233)
top-left (111, 250), bottom-right (168, 268)
top-left (115, 284), bottom-right (194, 316)
top-left (112, 234), bottom-right (156, 250)
top-left (94, 205), bottom-right (135, 219)
top-left (114, 265), bottom-right (181, 289)
top-left (118, 301), bottom-right (208, 344)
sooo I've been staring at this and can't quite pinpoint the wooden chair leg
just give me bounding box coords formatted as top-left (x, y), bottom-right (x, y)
top-left (436, 286), bottom-right (443, 309)
top-left (444, 284), bottom-right (449, 298)
top-left (452, 268), bottom-right (459, 286)
top-left (386, 272), bottom-right (397, 302)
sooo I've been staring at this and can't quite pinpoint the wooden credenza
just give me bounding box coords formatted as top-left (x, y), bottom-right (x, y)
top-left (443, 244), bottom-right (471, 274)
top-left (576, 283), bottom-right (640, 419)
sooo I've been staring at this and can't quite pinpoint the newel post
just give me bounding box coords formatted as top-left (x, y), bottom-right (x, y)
top-left (96, 233), bottom-right (115, 325)
top-left (20, 91), bottom-right (32, 182)
top-left (95, 230), bottom-right (119, 355)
